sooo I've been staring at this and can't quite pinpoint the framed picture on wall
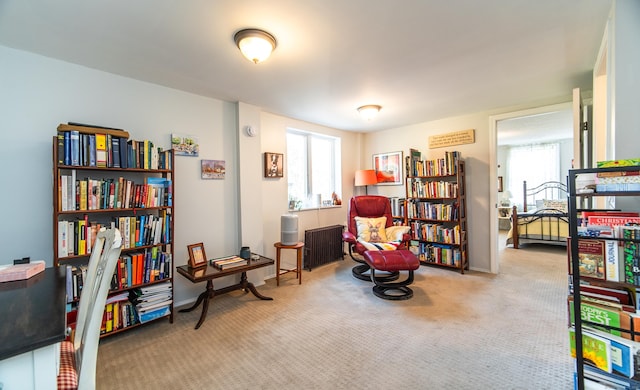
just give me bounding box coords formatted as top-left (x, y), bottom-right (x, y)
top-left (264, 152), bottom-right (284, 178)
top-left (373, 151), bottom-right (403, 185)
top-left (201, 159), bottom-right (226, 179)
top-left (171, 134), bottom-right (199, 157)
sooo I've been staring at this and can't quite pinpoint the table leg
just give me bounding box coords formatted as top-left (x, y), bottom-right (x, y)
top-left (297, 248), bottom-right (302, 284)
top-left (179, 280), bottom-right (215, 329)
top-left (276, 247), bottom-right (281, 286)
top-left (240, 271), bottom-right (273, 301)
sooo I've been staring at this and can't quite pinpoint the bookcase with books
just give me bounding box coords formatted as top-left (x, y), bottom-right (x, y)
top-left (404, 150), bottom-right (468, 273)
top-left (52, 123), bottom-right (174, 338)
top-left (568, 163), bottom-right (640, 390)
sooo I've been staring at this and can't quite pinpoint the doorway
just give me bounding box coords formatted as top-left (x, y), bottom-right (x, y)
top-left (489, 102), bottom-right (573, 273)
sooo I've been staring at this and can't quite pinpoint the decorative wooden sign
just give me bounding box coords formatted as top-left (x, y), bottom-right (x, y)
top-left (428, 129), bottom-right (475, 149)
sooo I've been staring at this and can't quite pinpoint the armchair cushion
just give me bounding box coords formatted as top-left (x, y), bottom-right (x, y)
top-left (354, 216), bottom-right (388, 242)
top-left (385, 225), bottom-right (411, 242)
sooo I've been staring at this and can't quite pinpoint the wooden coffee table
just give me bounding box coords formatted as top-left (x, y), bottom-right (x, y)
top-left (176, 254), bottom-right (274, 329)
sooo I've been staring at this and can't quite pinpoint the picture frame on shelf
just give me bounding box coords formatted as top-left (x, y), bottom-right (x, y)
top-left (264, 152), bottom-right (284, 178)
top-left (373, 151), bottom-right (403, 185)
top-left (187, 243), bottom-right (207, 268)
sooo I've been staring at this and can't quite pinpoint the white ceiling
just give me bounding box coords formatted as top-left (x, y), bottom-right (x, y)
top-left (0, 1), bottom-right (612, 133)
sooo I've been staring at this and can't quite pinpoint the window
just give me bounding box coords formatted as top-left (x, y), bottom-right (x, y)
top-left (286, 129), bottom-right (341, 210)
top-left (506, 142), bottom-right (560, 210)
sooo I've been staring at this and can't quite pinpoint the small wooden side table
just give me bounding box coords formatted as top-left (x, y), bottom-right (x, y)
top-left (274, 242), bottom-right (304, 286)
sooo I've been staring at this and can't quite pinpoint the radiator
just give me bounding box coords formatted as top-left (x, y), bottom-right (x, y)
top-left (303, 225), bottom-right (344, 270)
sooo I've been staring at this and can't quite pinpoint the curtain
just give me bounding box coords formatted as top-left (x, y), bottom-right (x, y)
top-left (506, 143), bottom-right (560, 210)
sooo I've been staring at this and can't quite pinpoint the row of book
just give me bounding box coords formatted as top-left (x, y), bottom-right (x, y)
top-left (57, 129), bottom-right (172, 170)
top-left (210, 256), bottom-right (248, 270)
top-left (572, 211), bottom-right (640, 285)
top-left (409, 241), bottom-right (462, 266)
top-left (58, 211), bottom-right (171, 257)
top-left (388, 197), bottom-right (406, 218)
top-left (65, 249), bottom-right (172, 302)
top-left (59, 171), bottom-right (172, 211)
top-left (406, 149), bottom-right (461, 177)
top-left (409, 221), bottom-right (462, 244)
top-left (406, 200), bottom-right (459, 221)
top-left (102, 293), bottom-right (137, 334)
top-left (408, 180), bottom-right (458, 199)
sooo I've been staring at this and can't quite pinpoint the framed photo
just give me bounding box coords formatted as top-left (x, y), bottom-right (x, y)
top-left (201, 159), bottom-right (225, 179)
top-left (264, 152), bottom-right (284, 178)
top-left (171, 134), bottom-right (199, 157)
top-left (498, 176), bottom-right (504, 192)
top-left (187, 243), bottom-right (207, 268)
top-left (373, 151), bottom-right (403, 185)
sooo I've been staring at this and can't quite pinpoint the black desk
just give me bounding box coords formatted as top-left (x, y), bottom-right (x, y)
top-left (176, 255), bottom-right (274, 329)
top-left (0, 267), bottom-right (67, 389)
top-left (0, 267), bottom-right (67, 361)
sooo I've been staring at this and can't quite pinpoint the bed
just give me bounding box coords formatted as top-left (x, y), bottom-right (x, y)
top-left (506, 180), bottom-right (569, 249)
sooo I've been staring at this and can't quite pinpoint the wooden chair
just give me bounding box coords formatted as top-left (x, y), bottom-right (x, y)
top-left (58, 227), bottom-right (122, 390)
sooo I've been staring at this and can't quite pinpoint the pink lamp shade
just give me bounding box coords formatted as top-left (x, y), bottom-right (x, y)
top-left (355, 169), bottom-right (378, 186)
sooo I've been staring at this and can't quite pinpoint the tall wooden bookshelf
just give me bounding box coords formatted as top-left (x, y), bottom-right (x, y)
top-left (568, 165), bottom-right (640, 389)
top-left (405, 150), bottom-right (468, 273)
top-left (52, 123), bottom-right (174, 338)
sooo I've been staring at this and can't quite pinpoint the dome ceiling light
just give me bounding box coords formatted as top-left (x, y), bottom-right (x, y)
top-left (234, 28), bottom-right (277, 64)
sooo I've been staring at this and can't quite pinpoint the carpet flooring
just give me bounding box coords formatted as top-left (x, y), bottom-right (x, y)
top-left (96, 239), bottom-right (572, 389)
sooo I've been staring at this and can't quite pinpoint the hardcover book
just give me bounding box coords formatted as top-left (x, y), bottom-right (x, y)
top-left (570, 326), bottom-right (612, 373)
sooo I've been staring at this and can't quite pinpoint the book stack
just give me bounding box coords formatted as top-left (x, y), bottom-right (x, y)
top-left (130, 281), bottom-right (172, 323)
top-left (210, 256), bottom-right (248, 270)
top-left (0, 261), bottom-right (45, 283)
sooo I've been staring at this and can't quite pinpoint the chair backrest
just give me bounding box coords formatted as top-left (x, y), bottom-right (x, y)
top-left (347, 196), bottom-right (394, 236)
top-left (74, 227), bottom-right (122, 390)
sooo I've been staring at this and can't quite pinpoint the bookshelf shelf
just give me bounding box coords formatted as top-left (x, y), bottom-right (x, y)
top-left (52, 125), bottom-right (175, 339)
top-left (405, 150), bottom-right (468, 273)
top-left (568, 166), bottom-right (640, 389)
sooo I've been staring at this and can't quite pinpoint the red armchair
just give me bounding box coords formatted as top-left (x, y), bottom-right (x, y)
top-left (342, 195), bottom-right (411, 280)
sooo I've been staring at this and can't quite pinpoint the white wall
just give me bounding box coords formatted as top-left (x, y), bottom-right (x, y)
top-left (0, 45), bottom-right (239, 305)
top-left (364, 113), bottom-right (493, 271)
top-left (258, 112), bottom-right (361, 268)
top-left (0, 45), bottom-right (357, 305)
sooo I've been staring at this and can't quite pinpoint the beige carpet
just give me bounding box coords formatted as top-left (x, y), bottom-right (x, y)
top-left (96, 239), bottom-right (572, 389)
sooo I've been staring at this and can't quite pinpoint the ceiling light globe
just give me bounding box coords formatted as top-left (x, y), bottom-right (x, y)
top-left (234, 29), bottom-right (277, 64)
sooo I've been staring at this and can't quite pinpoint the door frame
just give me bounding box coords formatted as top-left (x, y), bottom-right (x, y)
top-left (488, 102), bottom-right (572, 274)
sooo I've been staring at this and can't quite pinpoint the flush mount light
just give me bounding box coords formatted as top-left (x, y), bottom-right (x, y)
top-left (357, 105), bottom-right (382, 121)
top-left (234, 28), bottom-right (277, 64)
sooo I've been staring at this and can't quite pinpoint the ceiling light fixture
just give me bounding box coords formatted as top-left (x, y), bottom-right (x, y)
top-left (234, 28), bottom-right (277, 64)
top-left (357, 105), bottom-right (382, 121)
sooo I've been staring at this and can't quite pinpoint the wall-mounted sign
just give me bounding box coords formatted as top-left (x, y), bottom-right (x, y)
top-left (428, 129), bottom-right (475, 149)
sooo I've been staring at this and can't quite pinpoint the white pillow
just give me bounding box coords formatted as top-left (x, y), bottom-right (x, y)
top-left (385, 225), bottom-right (411, 242)
top-left (354, 216), bottom-right (388, 242)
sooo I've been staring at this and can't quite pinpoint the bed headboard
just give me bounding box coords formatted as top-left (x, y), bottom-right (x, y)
top-left (522, 180), bottom-right (567, 212)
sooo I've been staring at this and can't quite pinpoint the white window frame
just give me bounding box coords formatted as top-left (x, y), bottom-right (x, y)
top-left (286, 128), bottom-right (341, 210)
